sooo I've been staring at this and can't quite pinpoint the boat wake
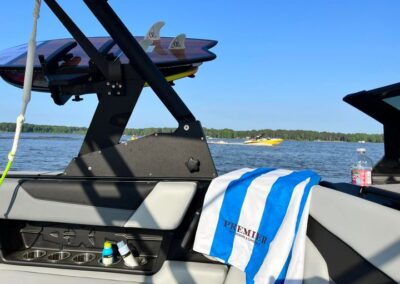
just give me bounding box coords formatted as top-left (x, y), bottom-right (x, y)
top-left (207, 140), bottom-right (244, 145)
top-left (208, 140), bottom-right (280, 146)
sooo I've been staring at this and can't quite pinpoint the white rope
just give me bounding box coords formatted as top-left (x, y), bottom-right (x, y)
top-left (9, 0), bottom-right (41, 161)
top-left (1, 0), bottom-right (41, 182)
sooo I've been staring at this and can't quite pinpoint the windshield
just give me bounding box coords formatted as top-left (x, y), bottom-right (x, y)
top-left (383, 95), bottom-right (400, 111)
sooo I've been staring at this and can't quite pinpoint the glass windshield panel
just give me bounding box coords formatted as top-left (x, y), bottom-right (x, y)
top-left (383, 95), bottom-right (400, 111)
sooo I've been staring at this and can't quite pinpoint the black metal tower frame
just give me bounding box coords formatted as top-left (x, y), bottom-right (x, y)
top-left (42, 0), bottom-right (216, 179)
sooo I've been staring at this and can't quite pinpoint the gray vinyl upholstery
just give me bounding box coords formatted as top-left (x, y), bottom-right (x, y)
top-left (310, 185), bottom-right (400, 282)
top-left (0, 178), bottom-right (133, 227)
top-left (223, 237), bottom-right (331, 284)
top-left (0, 179), bottom-right (196, 230)
top-left (124, 182), bottom-right (197, 230)
top-left (223, 266), bottom-right (246, 284)
top-left (0, 261), bottom-right (228, 284)
top-left (303, 238), bottom-right (331, 284)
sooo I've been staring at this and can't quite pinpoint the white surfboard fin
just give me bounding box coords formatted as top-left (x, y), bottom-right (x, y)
top-left (139, 38), bottom-right (153, 52)
top-left (145, 21), bottom-right (165, 42)
top-left (169, 33), bottom-right (186, 50)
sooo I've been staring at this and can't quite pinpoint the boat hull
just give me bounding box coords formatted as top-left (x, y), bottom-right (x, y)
top-left (243, 138), bottom-right (283, 146)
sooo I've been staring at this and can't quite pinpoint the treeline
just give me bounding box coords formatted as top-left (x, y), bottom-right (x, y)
top-left (202, 128), bottom-right (383, 143)
top-left (124, 127), bottom-right (175, 136)
top-left (0, 123), bottom-right (383, 143)
top-left (0, 123), bottom-right (87, 134)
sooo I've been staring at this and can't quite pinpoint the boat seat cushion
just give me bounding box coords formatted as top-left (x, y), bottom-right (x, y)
top-left (223, 237), bottom-right (330, 284)
top-left (303, 238), bottom-right (331, 284)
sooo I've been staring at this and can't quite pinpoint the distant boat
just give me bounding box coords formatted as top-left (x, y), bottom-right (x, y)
top-left (131, 135), bottom-right (143, 141)
top-left (244, 135), bottom-right (283, 146)
top-left (358, 140), bottom-right (366, 144)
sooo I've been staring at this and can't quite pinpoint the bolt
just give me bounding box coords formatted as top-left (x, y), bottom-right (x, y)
top-left (183, 124), bottom-right (190, 131)
top-left (117, 91), bottom-right (121, 95)
top-left (107, 91), bottom-right (112, 95)
top-left (88, 166), bottom-right (92, 171)
top-left (106, 82), bottom-right (110, 86)
top-left (119, 84), bottom-right (123, 88)
top-left (112, 84), bottom-right (116, 89)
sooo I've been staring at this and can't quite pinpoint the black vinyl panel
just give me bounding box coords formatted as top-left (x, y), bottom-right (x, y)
top-left (21, 180), bottom-right (156, 210)
top-left (307, 217), bottom-right (395, 284)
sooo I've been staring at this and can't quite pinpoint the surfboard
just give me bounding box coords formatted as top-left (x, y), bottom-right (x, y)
top-left (0, 36), bottom-right (217, 92)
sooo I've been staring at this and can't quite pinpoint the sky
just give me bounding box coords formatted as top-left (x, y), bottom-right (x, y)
top-left (0, 0), bottom-right (399, 134)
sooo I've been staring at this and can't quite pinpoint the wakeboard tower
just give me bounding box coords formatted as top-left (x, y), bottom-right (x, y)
top-left (0, 0), bottom-right (221, 279)
top-left (0, 0), bottom-right (218, 178)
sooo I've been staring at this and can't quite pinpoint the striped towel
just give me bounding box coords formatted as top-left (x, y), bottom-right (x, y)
top-left (193, 168), bottom-right (320, 284)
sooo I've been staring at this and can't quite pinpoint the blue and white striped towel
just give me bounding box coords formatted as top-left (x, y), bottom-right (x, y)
top-left (193, 168), bottom-right (320, 284)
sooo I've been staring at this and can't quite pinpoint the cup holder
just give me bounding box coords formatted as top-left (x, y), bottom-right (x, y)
top-left (98, 255), bottom-right (121, 266)
top-left (121, 256), bottom-right (148, 268)
top-left (47, 251), bottom-right (71, 263)
top-left (136, 256), bottom-right (148, 266)
top-left (72, 252), bottom-right (96, 264)
top-left (21, 249), bottom-right (46, 261)
top-left (18, 249), bottom-right (148, 271)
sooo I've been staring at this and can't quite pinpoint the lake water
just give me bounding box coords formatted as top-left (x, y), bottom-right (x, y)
top-left (0, 133), bottom-right (384, 183)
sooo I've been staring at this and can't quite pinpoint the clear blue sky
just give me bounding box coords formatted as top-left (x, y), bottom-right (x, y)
top-left (0, 0), bottom-right (399, 134)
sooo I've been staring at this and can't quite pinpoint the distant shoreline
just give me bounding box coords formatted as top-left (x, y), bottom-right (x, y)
top-left (0, 122), bottom-right (383, 143)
